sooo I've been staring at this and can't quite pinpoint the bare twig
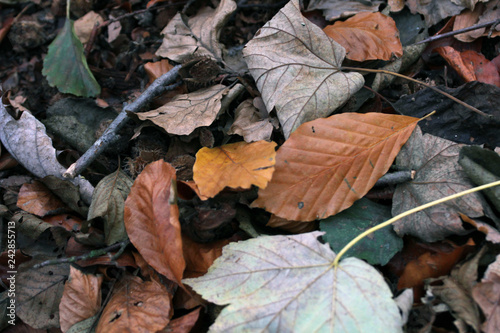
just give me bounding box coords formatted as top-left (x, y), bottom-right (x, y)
top-left (64, 65), bottom-right (182, 179)
top-left (33, 239), bottom-right (130, 268)
top-left (411, 19), bottom-right (500, 46)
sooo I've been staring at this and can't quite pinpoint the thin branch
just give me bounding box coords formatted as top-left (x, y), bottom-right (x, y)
top-left (411, 18), bottom-right (500, 46)
top-left (64, 65), bottom-right (182, 179)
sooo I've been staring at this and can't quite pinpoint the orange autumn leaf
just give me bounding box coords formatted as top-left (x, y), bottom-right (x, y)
top-left (17, 181), bottom-right (66, 217)
top-left (144, 59), bottom-right (174, 84)
top-left (193, 140), bottom-right (277, 198)
top-left (252, 113), bottom-right (419, 222)
top-left (323, 12), bottom-right (403, 62)
top-left (59, 266), bottom-right (103, 332)
top-left (124, 160), bottom-right (185, 286)
top-left (182, 234), bottom-right (230, 278)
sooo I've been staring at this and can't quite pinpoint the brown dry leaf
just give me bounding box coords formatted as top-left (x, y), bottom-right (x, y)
top-left (323, 12), bottom-right (403, 62)
top-left (161, 307), bottom-right (201, 333)
top-left (461, 213), bottom-right (500, 243)
top-left (97, 275), bottom-right (173, 333)
top-left (17, 181), bottom-right (66, 217)
top-left (74, 11), bottom-right (104, 44)
top-left (144, 59), bottom-right (174, 84)
top-left (59, 266), bottom-right (103, 332)
top-left (124, 160), bottom-right (185, 285)
top-left (243, 0), bottom-right (364, 138)
top-left (155, 0), bottom-right (237, 62)
top-left (406, 0), bottom-right (465, 26)
top-left (136, 84), bottom-right (230, 136)
top-left (392, 127), bottom-right (487, 242)
top-left (388, 0), bottom-right (405, 12)
top-left (182, 234), bottom-right (229, 278)
top-left (228, 100), bottom-right (274, 142)
top-left (266, 214), bottom-right (318, 234)
top-left (305, 0), bottom-right (384, 21)
top-left (193, 140), bottom-right (277, 198)
top-left (454, 4), bottom-right (485, 42)
top-left (252, 112), bottom-right (418, 222)
top-left (472, 254), bottom-right (500, 333)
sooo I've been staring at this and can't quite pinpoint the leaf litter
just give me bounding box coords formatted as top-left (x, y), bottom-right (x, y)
top-left (1, 0), bottom-right (500, 332)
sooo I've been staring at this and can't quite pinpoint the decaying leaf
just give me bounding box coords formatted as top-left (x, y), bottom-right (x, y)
top-left (88, 169), bottom-right (133, 245)
top-left (155, 0), bottom-right (237, 62)
top-left (136, 84), bottom-right (230, 136)
top-left (392, 127), bottom-right (486, 242)
top-left (59, 266), bottom-right (103, 332)
top-left (193, 140), bottom-right (277, 198)
top-left (97, 275), bottom-right (173, 332)
top-left (406, 0), bottom-right (464, 26)
top-left (184, 232), bottom-right (402, 332)
top-left (306, 0), bottom-right (384, 21)
top-left (124, 160), bottom-right (185, 285)
top-left (42, 19), bottom-right (101, 97)
top-left (243, 0), bottom-right (364, 138)
top-left (323, 12), bottom-right (403, 61)
top-left (0, 105), bottom-right (94, 205)
top-left (227, 99), bottom-right (274, 142)
top-left (472, 254), bottom-right (500, 333)
top-left (17, 180), bottom-right (66, 217)
top-left (252, 112), bottom-right (419, 221)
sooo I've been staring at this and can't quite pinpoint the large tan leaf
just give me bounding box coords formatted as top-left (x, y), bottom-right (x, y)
top-left (155, 0), bottom-right (237, 62)
top-left (184, 232), bottom-right (402, 332)
top-left (193, 140), bottom-right (277, 198)
top-left (59, 266), bottom-right (103, 332)
top-left (124, 160), bottom-right (185, 285)
top-left (243, 0), bottom-right (364, 138)
top-left (323, 12), bottom-right (403, 62)
top-left (96, 275), bottom-right (172, 333)
top-left (392, 127), bottom-right (486, 242)
top-left (136, 84), bottom-right (230, 136)
top-left (252, 112), bottom-right (419, 221)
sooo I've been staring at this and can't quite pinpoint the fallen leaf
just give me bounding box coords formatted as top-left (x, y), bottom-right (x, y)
top-left (252, 112), bottom-right (419, 221)
top-left (323, 12), bottom-right (403, 61)
top-left (193, 140), bottom-right (277, 198)
top-left (436, 46), bottom-right (476, 82)
top-left (144, 59), bottom-right (174, 84)
top-left (266, 214), bottom-right (318, 233)
top-left (392, 127), bottom-right (486, 242)
top-left (124, 160), bottom-right (185, 285)
top-left (227, 99), bottom-right (274, 142)
top-left (136, 84), bottom-right (230, 136)
top-left (88, 169), bottom-right (133, 245)
top-left (453, 4), bottom-right (485, 42)
top-left (406, 0), bottom-right (464, 26)
top-left (320, 198), bottom-right (403, 266)
top-left (243, 0), bottom-right (364, 138)
top-left (305, 0), bottom-right (384, 21)
top-left (461, 213), bottom-right (500, 244)
top-left (73, 11), bottom-right (104, 44)
top-left (0, 105), bottom-right (94, 205)
top-left (156, 0), bottom-right (237, 62)
top-left (182, 234), bottom-right (229, 278)
top-left (184, 232), bottom-right (402, 332)
top-left (17, 181), bottom-right (67, 217)
top-left (59, 266), bottom-right (103, 332)
top-left (97, 275), bottom-right (173, 333)
top-left (472, 254), bottom-right (500, 333)
top-left (43, 19), bottom-right (101, 97)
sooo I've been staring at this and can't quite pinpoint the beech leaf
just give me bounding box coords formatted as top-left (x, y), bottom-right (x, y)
top-left (184, 232), bottom-right (402, 332)
top-left (193, 140), bottom-right (277, 198)
top-left (42, 19), bottom-right (100, 97)
top-left (88, 169), bottom-right (133, 245)
top-left (136, 84), bottom-right (231, 136)
top-left (252, 112), bottom-right (419, 221)
top-left (124, 160), bottom-right (185, 285)
top-left (243, 0), bottom-right (364, 138)
top-left (0, 104), bottom-right (94, 205)
top-left (323, 12), bottom-right (403, 61)
top-left (59, 266), bottom-right (103, 332)
top-left (392, 127), bottom-right (486, 242)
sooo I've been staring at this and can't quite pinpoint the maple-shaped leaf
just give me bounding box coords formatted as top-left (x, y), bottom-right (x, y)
top-left (184, 232), bottom-right (402, 332)
top-left (243, 0), bottom-right (364, 138)
top-left (43, 19), bottom-right (100, 97)
top-left (97, 275), bottom-right (173, 332)
top-left (193, 140), bottom-right (277, 198)
top-left (124, 160), bottom-right (185, 285)
top-left (392, 127), bottom-right (486, 242)
top-left (252, 112), bottom-right (419, 221)
top-left (59, 266), bottom-right (103, 332)
top-left (323, 12), bottom-right (403, 62)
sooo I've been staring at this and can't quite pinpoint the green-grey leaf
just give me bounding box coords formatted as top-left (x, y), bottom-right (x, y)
top-left (184, 231), bottom-right (402, 333)
top-left (88, 169), bottom-right (133, 245)
top-left (320, 198), bottom-right (403, 265)
top-left (43, 19), bottom-right (100, 97)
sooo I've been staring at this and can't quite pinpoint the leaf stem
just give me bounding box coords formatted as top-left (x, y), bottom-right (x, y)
top-left (341, 66), bottom-right (490, 118)
top-left (332, 179), bottom-right (500, 267)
